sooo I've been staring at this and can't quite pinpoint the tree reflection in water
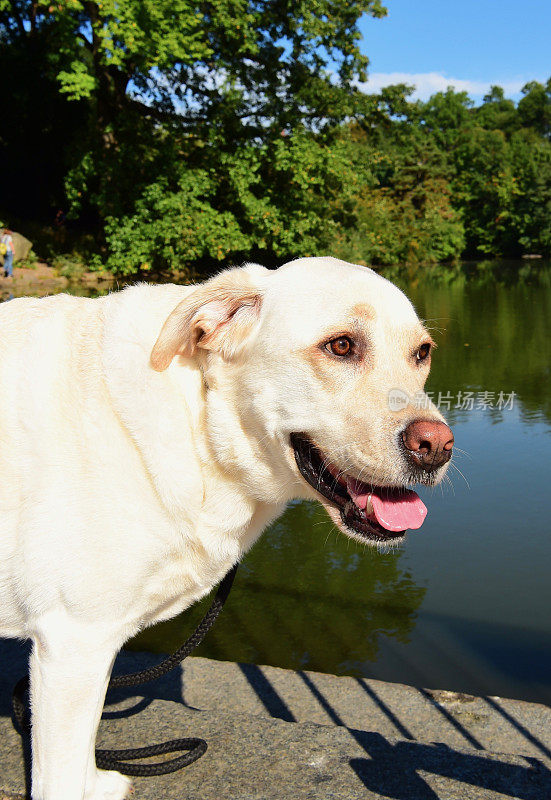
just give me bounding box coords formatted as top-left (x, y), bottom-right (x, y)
top-left (131, 500), bottom-right (427, 676)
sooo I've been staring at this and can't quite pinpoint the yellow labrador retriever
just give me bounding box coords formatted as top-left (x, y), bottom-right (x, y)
top-left (0, 257), bottom-right (453, 800)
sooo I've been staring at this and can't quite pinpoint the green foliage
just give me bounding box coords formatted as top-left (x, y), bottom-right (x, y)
top-left (415, 82), bottom-right (551, 259)
top-left (103, 173), bottom-right (247, 276)
top-left (1, 0), bottom-right (386, 210)
top-left (58, 60), bottom-right (97, 99)
top-left (331, 126), bottom-right (465, 266)
top-left (510, 131), bottom-right (551, 254)
top-left (51, 252), bottom-right (88, 279)
top-left (517, 79), bottom-right (551, 137)
top-left (17, 249), bottom-right (39, 270)
top-left (104, 131), bottom-right (362, 274)
top-left (1, 1), bottom-right (551, 274)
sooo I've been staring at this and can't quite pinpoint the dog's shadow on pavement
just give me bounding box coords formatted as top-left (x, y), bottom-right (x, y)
top-left (0, 640), bottom-right (185, 721)
top-left (0, 640), bottom-right (186, 798)
top-left (0, 640), bottom-right (32, 718)
top-left (103, 648), bottom-right (186, 718)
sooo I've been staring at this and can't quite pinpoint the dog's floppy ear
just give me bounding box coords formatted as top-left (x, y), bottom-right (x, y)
top-left (150, 267), bottom-right (265, 371)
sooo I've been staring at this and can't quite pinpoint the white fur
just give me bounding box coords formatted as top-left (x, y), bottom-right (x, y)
top-left (0, 257), bottom-right (448, 799)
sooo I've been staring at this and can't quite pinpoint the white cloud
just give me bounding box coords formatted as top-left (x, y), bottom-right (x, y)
top-left (357, 72), bottom-right (529, 101)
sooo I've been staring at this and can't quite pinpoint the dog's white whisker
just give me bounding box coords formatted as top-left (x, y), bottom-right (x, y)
top-left (449, 461), bottom-right (470, 489)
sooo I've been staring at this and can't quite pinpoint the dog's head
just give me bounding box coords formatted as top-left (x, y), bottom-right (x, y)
top-left (151, 257), bottom-right (453, 546)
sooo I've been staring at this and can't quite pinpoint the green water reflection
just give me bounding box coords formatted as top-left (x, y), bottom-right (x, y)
top-left (398, 260), bottom-right (551, 425)
top-left (132, 501), bottom-right (427, 673)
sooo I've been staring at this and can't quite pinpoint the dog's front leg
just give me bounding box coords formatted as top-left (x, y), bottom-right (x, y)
top-left (29, 626), bottom-right (131, 800)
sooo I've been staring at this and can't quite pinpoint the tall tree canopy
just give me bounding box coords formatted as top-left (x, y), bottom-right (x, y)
top-left (1, 3), bottom-right (551, 274)
top-left (0, 1), bottom-right (384, 216)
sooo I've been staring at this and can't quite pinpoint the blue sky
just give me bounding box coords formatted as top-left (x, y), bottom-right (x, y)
top-left (358, 0), bottom-right (551, 102)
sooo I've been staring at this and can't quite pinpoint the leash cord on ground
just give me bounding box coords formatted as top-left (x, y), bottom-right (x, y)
top-left (12, 563), bottom-right (238, 777)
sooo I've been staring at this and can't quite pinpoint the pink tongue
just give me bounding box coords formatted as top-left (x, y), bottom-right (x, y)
top-left (346, 480), bottom-right (427, 532)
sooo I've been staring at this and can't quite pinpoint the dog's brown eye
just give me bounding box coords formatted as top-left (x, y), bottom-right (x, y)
top-left (326, 336), bottom-right (353, 357)
top-left (416, 343), bottom-right (431, 362)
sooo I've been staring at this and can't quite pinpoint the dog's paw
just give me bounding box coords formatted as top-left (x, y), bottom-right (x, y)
top-left (85, 769), bottom-right (133, 800)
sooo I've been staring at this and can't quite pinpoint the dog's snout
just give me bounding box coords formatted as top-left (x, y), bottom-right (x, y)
top-left (402, 419), bottom-right (454, 471)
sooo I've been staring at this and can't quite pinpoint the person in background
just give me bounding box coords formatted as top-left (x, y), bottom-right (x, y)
top-left (1, 229), bottom-right (15, 278)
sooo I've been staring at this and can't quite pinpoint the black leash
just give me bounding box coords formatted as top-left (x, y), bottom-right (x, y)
top-left (12, 563), bottom-right (238, 777)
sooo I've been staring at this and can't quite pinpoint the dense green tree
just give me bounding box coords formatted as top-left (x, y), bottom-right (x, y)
top-left (517, 80), bottom-right (551, 138)
top-left (415, 86), bottom-right (551, 259)
top-left (0, 0), bottom-right (386, 237)
top-left (331, 119), bottom-right (465, 266)
top-left (103, 130), bottom-right (366, 274)
top-left (476, 86), bottom-right (518, 134)
top-left (510, 130), bottom-right (551, 254)
top-left (1, 2), bottom-right (551, 274)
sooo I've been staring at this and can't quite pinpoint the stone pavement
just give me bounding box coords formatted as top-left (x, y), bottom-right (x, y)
top-left (0, 641), bottom-right (550, 799)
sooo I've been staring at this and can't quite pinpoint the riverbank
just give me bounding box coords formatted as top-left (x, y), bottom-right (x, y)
top-left (1, 645), bottom-right (549, 799)
top-left (0, 263), bottom-right (115, 298)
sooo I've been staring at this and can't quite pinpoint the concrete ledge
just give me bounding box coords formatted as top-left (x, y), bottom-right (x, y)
top-left (177, 655), bottom-right (551, 762)
top-left (1, 645), bottom-right (550, 799)
top-left (3, 699), bottom-right (551, 799)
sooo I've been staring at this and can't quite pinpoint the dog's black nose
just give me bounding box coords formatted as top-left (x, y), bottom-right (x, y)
top-left (402, 419), bottom-right (454, 472)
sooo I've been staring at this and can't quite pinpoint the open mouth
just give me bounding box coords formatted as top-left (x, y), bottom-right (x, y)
top-left (290, 433), bottom-right (427, 543)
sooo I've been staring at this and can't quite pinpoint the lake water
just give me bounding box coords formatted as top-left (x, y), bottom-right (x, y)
top-left (5, 260), bottom-right (551, 704)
